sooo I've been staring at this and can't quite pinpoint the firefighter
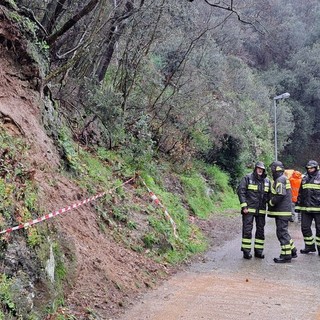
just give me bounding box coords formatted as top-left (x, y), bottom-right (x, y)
top-left (295, 160), bottom-right (320, 255)
top-left (237, 161), bottom-right (270, 259)
top-left (268, 161), bottom-right (297, 263)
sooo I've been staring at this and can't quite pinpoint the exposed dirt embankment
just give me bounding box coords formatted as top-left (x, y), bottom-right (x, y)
top-left (0, 11), bottom-right (172, 319)
top-left (0, 7), bottom-right (242, 319)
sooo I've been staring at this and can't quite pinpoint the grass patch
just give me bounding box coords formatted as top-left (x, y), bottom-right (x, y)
top-left (202, 164), bottom-right (238, 211)
top-left (179, 172), bottom-right (215, 218)
top-left (139, 172), bottom-right (207, 263)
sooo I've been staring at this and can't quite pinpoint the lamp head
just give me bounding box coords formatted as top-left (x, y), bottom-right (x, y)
top-left (274, 92), bottom-right (290, 100)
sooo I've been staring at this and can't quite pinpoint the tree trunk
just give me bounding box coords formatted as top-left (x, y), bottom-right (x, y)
top-left (96, 2), bottom-right (135, 81)
top-left (46, 0), bottom-right (99, 45)
top-left (41, 0), bottom-right (67, 36)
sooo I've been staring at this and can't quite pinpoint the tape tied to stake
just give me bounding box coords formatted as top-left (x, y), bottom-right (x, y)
top-left (141, 179), bottom-right (179, 239)
top-left (149, 192), bottom-right (160, 204)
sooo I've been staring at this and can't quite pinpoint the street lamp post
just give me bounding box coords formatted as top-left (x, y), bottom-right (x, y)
top-left (273, 92), bottom-right (290, 161)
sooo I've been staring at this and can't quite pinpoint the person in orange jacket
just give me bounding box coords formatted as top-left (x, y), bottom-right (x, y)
top-left (289, 170), bottom-right (303, 222)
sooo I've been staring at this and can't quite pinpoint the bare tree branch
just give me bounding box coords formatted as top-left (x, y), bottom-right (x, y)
top-left (203, 0), bottom-right (253, 25)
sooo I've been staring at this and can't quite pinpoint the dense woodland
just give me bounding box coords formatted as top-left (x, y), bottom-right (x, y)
top-left (1, 1), bottom-right (320, 318)
top-left (4, 0), bottom-right (320, 182)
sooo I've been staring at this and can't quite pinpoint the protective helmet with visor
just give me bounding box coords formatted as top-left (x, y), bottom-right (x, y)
top-left (305, 160), bottom-right (319, 170)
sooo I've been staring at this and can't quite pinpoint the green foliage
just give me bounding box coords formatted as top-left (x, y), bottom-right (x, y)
top-left (180, 172), bottom-right (215, 219)
top-left (0, 274), bottom-right (15, 317)
top-left (142, 232), bottom-right (158, 249)
top-left (15, 13), bottom-right (37, 38)
top-left (120, 115), bottom-right (155, 171)
top-left (55, 314), bottom-right (77, 320)
top-left (0, 178), bottom-right (14, 221)
top-left (179, 162), bottom-right (238, 219)
top-left (53, 243), bottom-right (67, 282)
top-left (84, 81), bottom-right (125, 149)
top-left (203, 164), bottom-right (230, 193)
top-left (0, 128), bottom-right (42, 233)
top-left (58, 128), bottom-right (82, 173)
top-left (201, 163), bottom-right (238, 210)
top-left (276, 42), bottom-right (320, 165)
top-left (24, 181), bottom-right (38, 212)
top-left (148, 215), bottom-right (170, 235)
top-left (34, 39), bottom-right (50, 56)
top-left (26, 227), bottom-right (41, 247)
top-left (127, 220), bottom-right (137, 230)
top-left (17, 0), bottom-right (320, 173)
top-left (58, 139), bottom-right (131, 197)
top-left (137, 171), bottom-right (208, 263)
top-left (112, 207), bottom-right (128, 223)
top-left (191, 129), bottom-right (211, 154)
top-left (5, 0), bottom-right (18, 10)
top-left (80, 150), bottom-right (112, 187)
top-left (6, 7), bottom-right (49, 75)
top-left (43, 237), bottom-right (78, 319)
top-left (96, 148), bottom-right (118, 163)
top-left (7, 11), bottom-right (36, 37)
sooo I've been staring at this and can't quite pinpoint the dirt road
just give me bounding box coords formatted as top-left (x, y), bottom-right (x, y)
top-left (116, 217), bottom-right (320, 320)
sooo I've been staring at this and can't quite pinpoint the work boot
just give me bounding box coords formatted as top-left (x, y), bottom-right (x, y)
top-left (292, 249), bottom-right (298, 258)
top-left (274, 256), bottom-right (291, 263)
top-left (243, 251), bottom-right (252, 259)
top-left (254, 251), bottom-right (265, 259)
top-left (300, 247), bottom-right (316, 254)
top-left (291, 248), bottom-right (298, 258)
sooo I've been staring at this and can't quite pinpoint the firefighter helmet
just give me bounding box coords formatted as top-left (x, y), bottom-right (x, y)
top-left (305, 160), bottom-right (319, 170)
top-left (270, 161), bottom-right (285, 174)
top-left (255, 161), bottom-right (265, 170)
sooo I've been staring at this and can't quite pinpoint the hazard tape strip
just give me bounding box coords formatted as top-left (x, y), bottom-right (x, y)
top-left (0, 177), bottom-right (135, 235)
top-left (140, 178), bottom-right (179, 239)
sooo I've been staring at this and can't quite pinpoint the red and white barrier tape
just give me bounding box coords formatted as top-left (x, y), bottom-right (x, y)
top-left (140, 179), bottom-right (179, 239)
top-left (0, 176), bottom-right (179, 240)
top-left (0, 177), bottom-right (135, 235)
